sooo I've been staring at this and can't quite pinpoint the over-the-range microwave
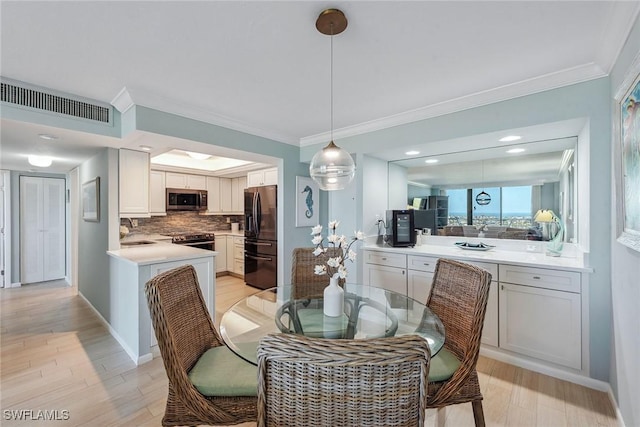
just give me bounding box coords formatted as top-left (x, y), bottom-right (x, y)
top-left (166, 188), bottom-right (208, 211)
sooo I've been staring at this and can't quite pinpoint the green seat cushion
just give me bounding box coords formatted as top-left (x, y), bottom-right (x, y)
top-left (297, 308), bottom-right (349, 338)
top-left (428, 348), bottom-right (461, 382)
top-left (188, 345), bottom-right (257, 397)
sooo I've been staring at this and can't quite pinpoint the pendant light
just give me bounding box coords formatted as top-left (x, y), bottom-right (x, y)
top-left (476, 160), bottom-right (491, 205)
top-left (309, 9), bottom-right (356, 191)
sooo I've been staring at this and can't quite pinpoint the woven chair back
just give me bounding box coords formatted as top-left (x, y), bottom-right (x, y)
top-left (291, 247), bottom-right (344, 299)
top-left (257, 333), bottom-right (431, 427)
top-left (426, 258), bottom-right (492, 365)
top-left (145, 265), bottom-right (219, 374)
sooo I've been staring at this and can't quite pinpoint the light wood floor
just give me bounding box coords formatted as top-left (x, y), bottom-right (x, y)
top-left (1, 276), bottom-right (618, 427)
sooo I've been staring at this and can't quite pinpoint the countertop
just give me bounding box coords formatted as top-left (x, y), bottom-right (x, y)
top-left (109, 238), bottom-right (217, 266)
top-left (363, 237), bottom-right (592, 272)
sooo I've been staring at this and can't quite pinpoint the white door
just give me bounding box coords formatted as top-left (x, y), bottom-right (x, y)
top-left (20, 177), bottom-right (66, 284)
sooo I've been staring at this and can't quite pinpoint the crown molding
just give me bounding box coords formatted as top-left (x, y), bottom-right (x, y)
top-left (299, 63), bottom-right (607, 147)
top-left (596, 2), bottom-right (640, 75)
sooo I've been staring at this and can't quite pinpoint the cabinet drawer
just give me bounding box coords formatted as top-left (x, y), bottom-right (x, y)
top-left (499, 264), bottom-right (580, 293)
top-left (364, 251), bottom-right (406, 268)
top-left (407, 255), bottom-right (439, 272)
top-left (458, 260), bottom-right (498, 278)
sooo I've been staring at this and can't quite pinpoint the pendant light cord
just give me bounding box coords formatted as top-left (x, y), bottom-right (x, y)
top-left (330, 23), bottom-right (334, 144)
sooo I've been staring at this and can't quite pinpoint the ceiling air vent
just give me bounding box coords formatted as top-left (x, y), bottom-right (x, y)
top-left (1, 79), bottom-right (111, 124)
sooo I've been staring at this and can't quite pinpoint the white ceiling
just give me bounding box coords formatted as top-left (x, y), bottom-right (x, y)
top-left (1, 1), bottom-right (639, 176)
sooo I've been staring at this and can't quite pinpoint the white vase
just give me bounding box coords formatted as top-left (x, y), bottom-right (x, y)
top-left (478, 231), bottom-right (485, 238)
top-left (323, 276), bottom-right (344, 317)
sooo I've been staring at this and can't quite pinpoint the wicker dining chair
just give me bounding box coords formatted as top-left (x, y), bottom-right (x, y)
top-left (144, 265), bottom-right (257, 426)
top-left (423, 258), bottom-right (492, 427)
top-left (256, 333), bottom-right (431, 427)
top-left (291, 247), bottom-right (344, 299)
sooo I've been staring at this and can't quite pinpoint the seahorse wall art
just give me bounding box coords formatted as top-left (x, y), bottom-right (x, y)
top-left (302, 185), bottom-right (314, 218)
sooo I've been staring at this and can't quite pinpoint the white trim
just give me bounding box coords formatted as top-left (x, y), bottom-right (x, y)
top-left (480, 346), bottom-right (608, 392)
top-left (613, 50), bottom-right (640, 252)
top-left (300, 63), bottom-right (607, 146)
top-left (607, 385), bottom-right (626, 427)
top-left (1, 170), bottom-right (11, 288)
top-left (78, 292), bottom-right (151, 365)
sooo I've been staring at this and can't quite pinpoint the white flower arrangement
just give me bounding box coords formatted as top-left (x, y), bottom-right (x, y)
top-left (311, 220), bottom-right (365, 280)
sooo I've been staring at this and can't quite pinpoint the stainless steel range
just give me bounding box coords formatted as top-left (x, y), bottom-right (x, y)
top-left (171, 232), bottom-right (215, 251)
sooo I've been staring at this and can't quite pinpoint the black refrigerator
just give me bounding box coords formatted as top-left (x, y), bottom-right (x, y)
top-left (244, 185), bottom-right (277, 290)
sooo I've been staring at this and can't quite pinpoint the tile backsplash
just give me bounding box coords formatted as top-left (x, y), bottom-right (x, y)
top-left (120, 212), bottom-right (244, 235)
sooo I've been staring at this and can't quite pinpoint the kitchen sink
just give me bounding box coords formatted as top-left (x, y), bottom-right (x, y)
top-left (120, 240), bottom-right (157, 246)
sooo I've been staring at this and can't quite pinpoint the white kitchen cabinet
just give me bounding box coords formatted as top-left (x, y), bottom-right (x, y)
top-left (362, 251), bottom-right (407, 295)
top-left (233, 236), bottom-right (244, 275)
top-left (165, 172), bottom-right (206, 190)
top-left (226, 235), bottom-right (234, 271)
top-left (149, 170), bottom-right (166, 216)
top-left (247, 167), bottom-right (277, 187)
top-left (231, 176), bottom-right (247, 213)
top-left (406, 255), bottom-right (438, 303)
top-left (206, 176), bottom-right (221, 213)
top-left (205, 177), bottom-right (235, 214)
top-left (215, 236), bottom-right (227, 274)
top-left (498, 265), bottom-right (581, 369)
top-left (460, 260), bottom-right (499, 347)
top-left (119, 149), bottom-right (150, 217)
top-left (219, 178), bottom-right (233, 212)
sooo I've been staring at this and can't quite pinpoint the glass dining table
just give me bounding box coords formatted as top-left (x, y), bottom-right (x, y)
top-left (219, 283), bottom-right (445, 365)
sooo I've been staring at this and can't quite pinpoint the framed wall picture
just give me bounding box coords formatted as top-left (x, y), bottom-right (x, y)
top-left (614, 54), bottom-right (640, 252)
top-left (296, 176), bottom-right (319, 227)
top-left (82, 177), bottom-right (100, 222)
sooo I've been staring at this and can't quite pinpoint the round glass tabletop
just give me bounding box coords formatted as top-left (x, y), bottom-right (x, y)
top-left (219, 283), bottom-right (445, 365)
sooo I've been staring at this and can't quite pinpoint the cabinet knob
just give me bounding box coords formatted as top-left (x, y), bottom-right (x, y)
top-left (533, 276), bottom-right (541, 280)
top-left (382, 257), bottom-right (387, 261)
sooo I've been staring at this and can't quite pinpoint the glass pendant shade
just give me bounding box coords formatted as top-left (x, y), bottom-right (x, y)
top-left (310, 141), bottom-right (355, 191)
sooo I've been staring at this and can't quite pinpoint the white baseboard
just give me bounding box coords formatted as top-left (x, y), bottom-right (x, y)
top-left (6, 282), bottom-right (22, 288)
top-left (606, 385), bottom-right (625, 427)
top-left (78, 292), bottom-right (145, 366)
top-left (480, 346), bottom-right (610, 391)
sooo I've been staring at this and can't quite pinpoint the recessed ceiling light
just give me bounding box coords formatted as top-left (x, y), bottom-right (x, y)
top-left (38, 134), bottom-right (58, 140)
top-left (405, 150), bottom-right (420, 156)
top-left (139, 145), bottom-right (152, 151)
top-left (506, 148), bottom-right (526, 154)
top-left (28, 155), bottom-right (53, 167)
top-left (425, 159), bottom-right (439, 164)
top-left (499, 135), bottom-right (521, 142)
top-left (186, 151), bottom-right (211, 160)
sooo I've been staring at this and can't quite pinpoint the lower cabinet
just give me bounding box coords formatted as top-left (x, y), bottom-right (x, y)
top-left (215, 237), bottom-right (227, 274)
top-left (362, 251), bottom-right (407, 295)
top-left (233, 236), bottom-right (245, 275)
top-left (217, 235), bottom-right (244, 276)
top-left (226, 236), bottom-right (235, 271)
top-left (498, 264), bottom-right (581, 369)
top-left (362, 249), bottom-right (583, 371)
top-left (407, 255), bottom-right (438, 303)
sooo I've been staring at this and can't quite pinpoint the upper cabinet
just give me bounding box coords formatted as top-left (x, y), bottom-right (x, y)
top-left (119, 149), bottom-right (150, 218)
top-left (247, 167), bottom-right (277, 187)
top-left (165, 172), bottom-right (206, 190)
top-left (149, 170), bottom-right (166, 216)
top-left (206, 176), bottom-right (245, 214)
top-left (231, 176), bottom-right (247, 212)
